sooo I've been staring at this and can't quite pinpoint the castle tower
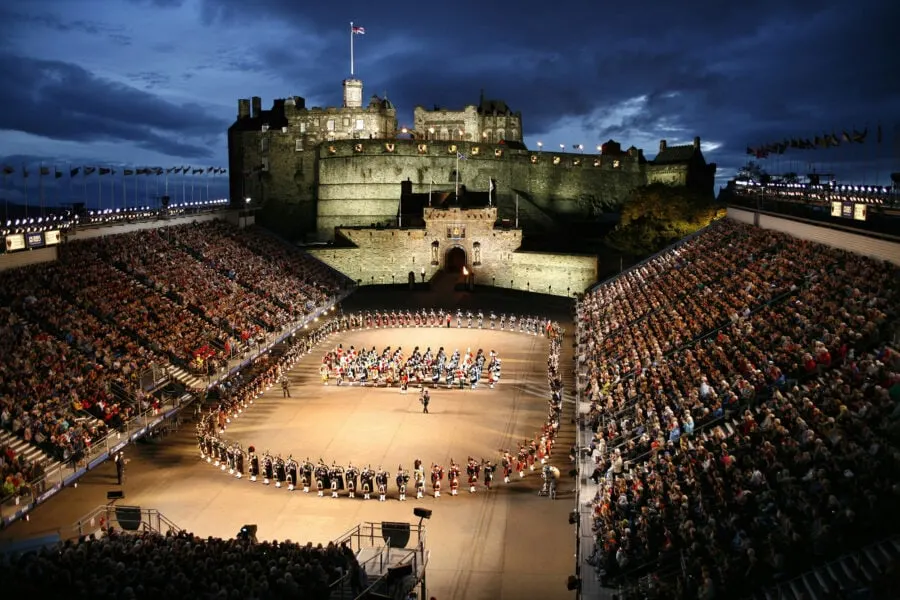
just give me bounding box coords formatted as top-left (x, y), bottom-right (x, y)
top-left (343, 79), bottom-right (363, 108)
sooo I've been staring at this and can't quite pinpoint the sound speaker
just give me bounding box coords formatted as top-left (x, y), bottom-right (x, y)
top-left (114, 506), bottom-right (142, 531)
top-left (380, 521), bottom-right (411, 548)
top-left (107, 490), bottom-right (125, 501)
top-left (413, 507), bottom-right (432, 519)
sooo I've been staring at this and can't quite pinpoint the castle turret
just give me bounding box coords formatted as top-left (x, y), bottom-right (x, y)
top-left (251, 97), bottom-right (262, 119)
top-left (659, 139), bottom-right (667, 153)
top-left (238, 99), bottom-right (250, 120)
top-left (343, 79), bottom-right (363, 108)
top-left (693, 136), bottom-right (701, 149)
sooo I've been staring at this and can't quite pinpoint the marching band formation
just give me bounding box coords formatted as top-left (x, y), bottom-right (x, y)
top-left (195, 313), bottom-right (567, 501)
top-left (336, 309), bottom-right (553, 335)
top-left (319, 345), bottom-right (502, 390)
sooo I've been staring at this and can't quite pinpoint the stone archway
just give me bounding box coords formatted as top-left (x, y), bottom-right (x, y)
top-left (444, 246), bottom-right (467, 273)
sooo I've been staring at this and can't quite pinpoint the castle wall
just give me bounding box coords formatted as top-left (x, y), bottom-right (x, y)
top-left (307, 206), bottom-right (597, 297)
top-left (315, 139), bottom-right (645, 239)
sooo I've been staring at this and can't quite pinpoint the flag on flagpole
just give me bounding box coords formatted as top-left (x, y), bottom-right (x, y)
top-left (2, 165), bottom-right (14, 176)
top-left (457, 152), bottom-right (467, 160)
top-left (352, 25), bottom-right (365, 34)
top-left (40, 166), bottom-right (50, 176)
top-left (54, 167), bottom-right (62, 179)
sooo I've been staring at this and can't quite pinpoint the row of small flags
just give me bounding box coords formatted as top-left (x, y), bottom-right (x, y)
top-left (1, 165), bottom-right (227, 178)
top-left (747, 126), bottom-right (882, 159)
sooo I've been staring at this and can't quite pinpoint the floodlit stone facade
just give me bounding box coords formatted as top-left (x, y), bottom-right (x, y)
top-left (228, 79), bottom-right (715, 241)
top-left (307, 206), bottom-right (597, 297)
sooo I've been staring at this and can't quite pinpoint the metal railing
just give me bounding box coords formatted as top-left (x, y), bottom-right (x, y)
top-left (0, 392), bottom-right (193, 528)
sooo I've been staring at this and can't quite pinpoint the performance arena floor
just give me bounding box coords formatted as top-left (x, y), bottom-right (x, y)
top-left (1, 278), bottom-right (579, 600)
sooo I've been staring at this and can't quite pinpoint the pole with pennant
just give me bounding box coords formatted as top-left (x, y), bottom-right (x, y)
top-left (488, 178), bottom-right (493, 207)
top-left (39, 162), bottom-right (45, 218)
top-left (23, 165), bottom-right (29, 218)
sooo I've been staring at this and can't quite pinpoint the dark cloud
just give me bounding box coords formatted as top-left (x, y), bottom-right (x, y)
top-left (0, 53), bottom-right (227, 159)
top-left (0, 7), bottom-right (133, 46)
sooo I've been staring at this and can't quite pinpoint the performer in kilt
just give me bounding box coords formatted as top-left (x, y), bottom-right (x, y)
top-left (396, 465), bottom-right (410, 501)
top-left (249, 446), bottom-right (259, 482)
top-left (431, 463), bottom-right (444, 498)
top-left (360, 466), bottom-right (375, 500)
top-left (376, 467), bottom-right (389, 502)
top-left (482, 460), bottom-right (496, 490)
top-left (501, 450), bottom-right (513, 484)
top-left (466, 457), bottom-right (480, 494)
top-left (330, 463), bottom-right (345, 498)
top-left (234, 444), bottom-right (245, 479)
top-left (314, 461), bottom-right (329, 497)
top-left (285, 457), bottom-right (298, 491)
top-left (301, 459), bottom-right (314, 493)
top-left (262, 453), bottom-right (274, 485)
top-left (346, 463), bottom-right (359, 498)
top-left (274, 455), bottom-right (286, 488)
top-left (413, 459), bottom-right (426, 499)
top-left (448, 460), bottom-right (461, 496)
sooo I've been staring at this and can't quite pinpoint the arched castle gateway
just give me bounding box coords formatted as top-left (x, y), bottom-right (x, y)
top-left (307, 206), bottom-right (597, 297)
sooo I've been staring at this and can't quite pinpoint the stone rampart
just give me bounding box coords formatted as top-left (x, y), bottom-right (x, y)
top-left (315, 139), bottom-right (645, 239)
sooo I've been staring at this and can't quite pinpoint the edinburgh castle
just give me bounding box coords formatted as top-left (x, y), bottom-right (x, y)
top-left (228, 77), bottom-right (717, 242)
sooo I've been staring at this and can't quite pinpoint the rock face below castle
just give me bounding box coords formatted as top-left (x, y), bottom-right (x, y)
top-left (308, 206), bottom-right (597, 297)
top-left (227, 81), bottom-right (715, 241)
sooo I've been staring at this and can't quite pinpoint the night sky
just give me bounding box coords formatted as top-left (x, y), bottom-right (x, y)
top-left (1, 0), bottom-right (898, 209)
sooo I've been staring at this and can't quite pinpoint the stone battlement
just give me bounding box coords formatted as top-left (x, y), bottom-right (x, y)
top-left (318, 138), bottom-right (643, 173)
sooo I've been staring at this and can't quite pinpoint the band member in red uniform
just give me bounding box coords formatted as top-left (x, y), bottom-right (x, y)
top-left (501, 450), bottom-right (513, 484)
top-left (431, 463), bottom-right (444, 498)
top-left (448, 460), bottom-right (461, 496)
top-left (466, 457), bottom-right (480, 493)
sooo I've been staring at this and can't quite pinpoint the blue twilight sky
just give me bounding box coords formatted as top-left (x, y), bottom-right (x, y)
top-left (0, 0), bottom-right (898, 208)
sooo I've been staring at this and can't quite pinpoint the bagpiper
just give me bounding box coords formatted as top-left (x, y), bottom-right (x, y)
top-left (517, 445), bottom-right (529, 478)
top-left (431, 463), bottom-right (444, 498)
top-left (413, 459), bottom-right (426, 499)
top-left (274, 455), bottom-right (286, 488)
top-left (466, 457), bottom-right (480, 494)
top-left (448, 460), bottom-right (461, 496)
top-left (301, 459), bottom-right (314, 493)
top-left (501, 450), bottom-right (513, 484)
top-left (376, 467), bottom-right (389, 502)
top-left (396, 465), bottom-right (410, 501)
top-left (360, 466), bottom-right (375, 500)
top-left (482, 460), bottom-right (496, 490)
top-left (234, 444), bottom-right (245, 479)
top-left (262, 452), bottom-right (274, 485)
top-left (314, 461), bottom-right (329, 497)
top-left (249, 446), bottom-right (260, 482)
top-left (346, 464), bottom-right (359, 498)
top-left (285, 457), bottom-right (299, 491)
top-left (330, 463), bottom-right (345, 498)
top-left (489, 312), bottom-right (497, 329)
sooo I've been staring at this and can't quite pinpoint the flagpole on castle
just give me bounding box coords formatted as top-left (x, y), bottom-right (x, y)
top-left (488, 178), bottom-right (492, 207)
top-left (455, 152), bottom-right (460, 199)
top-left (350, 22), bottom-right (355, 76)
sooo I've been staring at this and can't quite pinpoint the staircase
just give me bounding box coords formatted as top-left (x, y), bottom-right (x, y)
top-left (750, 537), bottom-right (900, 600)
top-left (0, 429), bottom-right (55, 471)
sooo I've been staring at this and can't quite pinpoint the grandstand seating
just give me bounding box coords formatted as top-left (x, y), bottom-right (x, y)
top-left (0, 529), bottom-right (363, 599)
top-left (576, 219), bottom-right (900, 599)
top-left (0, 221), bottom-right (349, 491)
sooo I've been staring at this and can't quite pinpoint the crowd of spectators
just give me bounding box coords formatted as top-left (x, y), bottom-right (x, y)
top-left (0, 220), bottom-right (347, 483)
top-left (0, 528), bottom-right (363, 600)
top-left (1, 444), bottom-right (44, 499)
top-left (577, 219), bottom-right (900, 598)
